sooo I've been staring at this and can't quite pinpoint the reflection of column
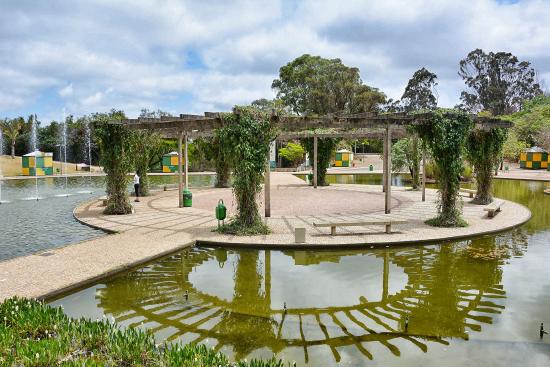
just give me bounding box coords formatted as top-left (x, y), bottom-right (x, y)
top-left (382, 251), bottom-right (389, 301)
top-left (265, 250), bottom-right (271, 308)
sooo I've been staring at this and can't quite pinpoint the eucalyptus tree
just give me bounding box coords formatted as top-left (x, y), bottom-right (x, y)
top-left (458, 49), bottom-right (542, 115)
top-left (272, 54), bottom-right (386, 185)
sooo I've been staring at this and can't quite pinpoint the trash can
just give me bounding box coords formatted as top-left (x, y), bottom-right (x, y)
top-left (369, 164), bottom-right (374, 171)
top-left (183, 189), bottom-right (192, 207)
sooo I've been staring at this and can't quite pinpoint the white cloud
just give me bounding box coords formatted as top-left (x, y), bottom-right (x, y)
top-left (0, 0), bottom-right (548, 120)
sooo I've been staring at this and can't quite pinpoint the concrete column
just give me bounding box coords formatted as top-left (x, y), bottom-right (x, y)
top-left (385, 127), bottom-right (392, 214)
top-left (265, 151), bottom-right (271, 217)
top-left (178, 132), bottom-right (183, 208)
top-left (382, 250), bottom-right (389, 301)
top-left (184, 134), bottom-right (189, 190)
top-left (313, 135), bottom-right (318, 189)
top-left (422, 146), bottom-right (426, 202)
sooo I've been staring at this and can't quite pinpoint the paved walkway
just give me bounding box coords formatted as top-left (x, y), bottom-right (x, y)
top-left (0, 173), bottom-right (531, 301)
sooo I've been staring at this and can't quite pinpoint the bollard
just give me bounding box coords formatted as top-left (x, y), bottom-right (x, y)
top-left (295, 227), bottom-right (306, 243)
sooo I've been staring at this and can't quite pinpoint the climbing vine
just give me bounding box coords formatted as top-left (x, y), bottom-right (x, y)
top-left (217, 107), bottom-right (277, 235)
top-left (301, 137), bottom-right (340, 186)
top-left (414, 110), bottom-right (473, 227)
top-left (133, 130), bottom-right (163, 196)
top-left (465, 128), bottom-right (508, 204)
top-left (94, 114), bottom-right (135, 215)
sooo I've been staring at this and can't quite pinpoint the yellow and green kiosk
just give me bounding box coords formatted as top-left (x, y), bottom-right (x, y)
top-left (519, 147), bottom-right (548, 170)
top-left (22, 151), bottom-right (53, 176)
top-left (334, 149), bottom-right (353, 167)
top-left (162, 151), bottom-right (181, 173)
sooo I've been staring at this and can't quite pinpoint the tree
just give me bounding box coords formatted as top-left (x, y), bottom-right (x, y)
top-left (508, 95), bottom-right (550, 147)
top-left (217, 107), bottom-right (276, 234)
top-left (458, 49), bottom-right (542, 115)
top-left (502, 130), bottom-right (528, 162)
top-left (278, 142), bottom-right (305, 167)
top-left (133, 130), bottom-right (163, 196)
top-left (402, 68), bottom-right (438, 111)
top-left (391, 138), bottom-right (421, 188)
top-left (399, 68), bottom-right (439, 189)
top-left (0, 117), bottom-right (25, 158)
top-left (93, 110), bottom-right (134, 215)
top-left (272, 54), bottom-right (385, 185)
top-left (415, 110), bottom-right (473, 227)
top-left (465, 128), bottom-right (508, 204)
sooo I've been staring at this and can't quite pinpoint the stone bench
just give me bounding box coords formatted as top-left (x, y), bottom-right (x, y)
top-left (484, 200), bottom-right (504, 218)
top-left (460, 188), bottom-right (476, 198)
top-left (313, 219), bottom-right (408, 235)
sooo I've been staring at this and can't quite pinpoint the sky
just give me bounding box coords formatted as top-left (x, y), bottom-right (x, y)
top-left (0, 0), bottom-right (549, 123)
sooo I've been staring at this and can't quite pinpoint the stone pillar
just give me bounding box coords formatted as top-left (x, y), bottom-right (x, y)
top-left (313, 135), bottom-right (318, 189)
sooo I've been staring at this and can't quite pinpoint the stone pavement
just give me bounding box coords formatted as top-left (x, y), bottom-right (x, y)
top-left (0, 172), bottom-right (531, 301)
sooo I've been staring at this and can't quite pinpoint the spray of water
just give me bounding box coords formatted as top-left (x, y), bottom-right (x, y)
top-left (63, 108), bottom-right (68, 194)
top-left (31, 114), bottom-right (39, 200)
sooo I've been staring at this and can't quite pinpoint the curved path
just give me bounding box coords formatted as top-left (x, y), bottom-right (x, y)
top-left (0, 173), bottom-right (531, 302)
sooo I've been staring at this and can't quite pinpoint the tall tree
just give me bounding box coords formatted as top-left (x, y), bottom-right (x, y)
top-left (272, 54), bottom-right (385, 185)
top-left (0, 117), bottom-right (25, 158)
top-left (458, 49), bottom-right (542, 115)
top-left (399, 68), bottom-right (438, 188)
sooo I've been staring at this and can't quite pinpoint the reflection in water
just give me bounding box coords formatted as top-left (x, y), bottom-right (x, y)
top-left (54, 234), bottom-right (526, 365)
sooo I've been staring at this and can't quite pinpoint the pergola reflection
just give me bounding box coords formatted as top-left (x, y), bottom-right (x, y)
top-left (95, 239), bottom-right (515, 363)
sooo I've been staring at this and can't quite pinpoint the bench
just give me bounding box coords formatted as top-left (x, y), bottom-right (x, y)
top-left (484, 200), bottom-right (504, 218)
top-left (99, 196), bottom-right (108, 206)
top-left (459, 188), bottom-right (476, 198)
top-left (313, 219), bottom-right (408, 235)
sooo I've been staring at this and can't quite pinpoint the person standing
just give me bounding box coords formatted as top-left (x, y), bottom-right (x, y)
top-left (134, 173), bottom-right (140, 202)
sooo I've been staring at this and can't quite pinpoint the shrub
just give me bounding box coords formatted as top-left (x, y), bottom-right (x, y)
top-left (0, 297), bottom-right (290, 367)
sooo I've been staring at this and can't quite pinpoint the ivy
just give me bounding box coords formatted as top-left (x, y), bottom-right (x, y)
top-left (465, 128), bottom-right (508, 204)
top-left (217, 107), bottom-right (277, 235)
top-left (301, 137), bottom-right (340, 186)
top-left (414, 110), bottom-right (473, 227)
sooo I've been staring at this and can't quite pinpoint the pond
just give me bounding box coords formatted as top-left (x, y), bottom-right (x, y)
top-left (50, 177), bottom-right (550, 366)
top-left (0, 174), bottom-right (215, 261)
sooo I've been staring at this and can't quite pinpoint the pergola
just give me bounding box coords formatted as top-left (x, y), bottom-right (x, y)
top-left (116, 111), bottom-right (511, 216)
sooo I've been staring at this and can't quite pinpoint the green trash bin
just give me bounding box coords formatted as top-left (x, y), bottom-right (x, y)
top-left (369, 164), bottom-right (374, 171)
top-left (183, 189), bottom-right (192, 207)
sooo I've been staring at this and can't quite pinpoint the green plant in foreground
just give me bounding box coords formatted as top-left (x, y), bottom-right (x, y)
top-left (0, 297), bottom-right (290, 367)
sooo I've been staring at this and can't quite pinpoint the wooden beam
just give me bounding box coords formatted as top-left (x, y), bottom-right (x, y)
top-left (313, 135), bottom-right (318, 189)
top-left (178, 132), bottom-right (183, 208)
top-left (265, 151), bottom-right (271, 218)
top-left (385, 127), bottom-right (392, 214)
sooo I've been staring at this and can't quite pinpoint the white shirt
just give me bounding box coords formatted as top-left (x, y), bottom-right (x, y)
top-left (134, 174), bottom-right (140, 185)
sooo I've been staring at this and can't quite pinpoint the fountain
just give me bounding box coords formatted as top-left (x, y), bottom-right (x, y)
top-left (55, 109), bottom-right (71, 197)
top-left (77, 119), bottom-right (93, 195)
top-left (30, 114), bottom-right (41, 201)
top-left (0, 128), bottom-right (7, 204)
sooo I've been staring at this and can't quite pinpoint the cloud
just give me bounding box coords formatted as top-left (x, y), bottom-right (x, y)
top-left (0, 0), bottom-right (548, 121)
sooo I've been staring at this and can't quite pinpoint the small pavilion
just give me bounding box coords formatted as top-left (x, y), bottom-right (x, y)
top-left (115, 111), bottom-right (511, 216)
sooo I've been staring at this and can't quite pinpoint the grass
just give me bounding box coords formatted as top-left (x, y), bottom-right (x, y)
top-left (216, 219), bottom-right (271, 235)
top-left (0, 297), bottom-right (290, 367)
top-left (425, 216), bottom-right (468, 228)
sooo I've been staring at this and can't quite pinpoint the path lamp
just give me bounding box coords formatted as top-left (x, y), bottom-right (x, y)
top-left (216, 199), bottom-right (226, 228)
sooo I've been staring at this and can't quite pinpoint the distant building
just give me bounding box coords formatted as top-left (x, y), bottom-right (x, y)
top-left (334, 149), bottom-right (353, 167)
top-left (22, 151), bottom-right (53, 176)
top-left (519, 147), bottom-right (548, 170)
top-left (162, 151), bottom-right (181, 173)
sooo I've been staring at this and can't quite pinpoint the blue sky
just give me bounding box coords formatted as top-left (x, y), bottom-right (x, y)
top-left (0, 0), bottom-right (549, 123)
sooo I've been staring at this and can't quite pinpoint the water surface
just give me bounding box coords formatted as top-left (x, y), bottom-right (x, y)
top-left (51, 178), bottom-right (550, 366)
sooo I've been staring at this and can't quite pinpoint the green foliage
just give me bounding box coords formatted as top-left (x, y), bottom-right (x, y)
top-left (0, 117), bottom-right (25, 158)
top-left (133, 130), bottom-right (163, 196)
top-left (272, 54), bottom-right (386, 115)
top-left (217, 107), bottom-right (276, 234)
top-left (278, 142), bottom-right (305, 166)
top-left (502, 130), bottom-right (528, 162)
top-left (414, 110), bottom-right (474, 227)
top-left (195, 136), bottom-right (232, 188)
top-left (458, 49), bottom-right (542, 115)
top-left (506, 95), bottom-right (550, 148)
top-left (0, 297), bottom-right (288, 367)
top-left (391, 138), bottom-right (421, 189)
top-left (465, 128), bottom-right (508, 204)
top-left (93, 110), bottom-right (134, 215)
top-left (401, 67), bottom-right (438, 111)
top-left (301, 137), bottom-right (339, 186)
